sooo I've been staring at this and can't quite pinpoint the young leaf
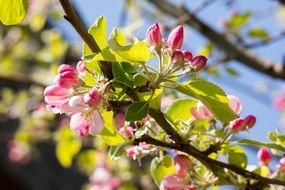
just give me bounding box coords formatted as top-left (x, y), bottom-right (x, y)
top-left (100, 110), bottom-right (126, 145)
top-left (228, 146), bottom-right (247, 169)
top-left (138, 89), bottom-right (162, 109)
top-left (125, 101), bottom-right (149, 121)
top-left (228, 12), bottom-right (251, 30)
top-left (175, 80), bottom-right (237, 123)
top-left (238, 139), bottom-right (285, 152)
top-left (248, 28), bottom-right (269, 40)
top-left (165, 98), bottom-right (197, 122)
top-left (108, 28), bottom-right (151, 63)
top-left (150, 155), bottom-right (175, 186)
top-left (83, 16), bottom-right (107, 55)
top-left (0, 0), bottom-right (28, 25)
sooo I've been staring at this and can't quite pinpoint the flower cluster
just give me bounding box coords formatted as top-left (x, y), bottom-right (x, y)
top-left (44, 62), bottom-right (105, 136)
top-left (146, 23), bottom-right (207, 76)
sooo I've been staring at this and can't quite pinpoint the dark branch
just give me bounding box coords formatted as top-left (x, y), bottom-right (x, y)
top-left (147, 0), bottom-right (285, 79)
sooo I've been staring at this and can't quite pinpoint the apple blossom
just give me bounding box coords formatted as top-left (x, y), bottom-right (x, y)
top-left (84, 89), bottom-right (103, 107)
top-left (227, 95), bottom-right (243, 115)
top-left (191, 55), bottom-right (207, 71)
top-left (159, 174), bottom-right (186, 190)
top-left (229, 118), bottom-right (246, 133)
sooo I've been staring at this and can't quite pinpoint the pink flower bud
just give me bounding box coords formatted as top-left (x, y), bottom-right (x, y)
top-left (159, 175), bottom-right (185, 190)
top-left (119, 126), bottom-right (134, 138)
top-left (146, 23), bottom-right (162, 47)
top-left (70, 111), bottom-right (104, 136)
top-left (257, 147), bottom-right (272, 165)
top-left (244, 115), bottom-right (256, 129)
top-left (227, 95), bottom-right (242, 115)
top-left (167, 25), bottom-right (184, 51)
top-left (229, 118), bottom-right (245, 133)
top-left (174, 154), bottom-right (192, 177)
top-left (58, 64), bottom-right (75, 74)
top-left (190, 102), bottom-right (213, 120)
top-left (68, 95), bottom-right (84, 108)
top-left (191, 55), bottom-right (207, 71)
top-left (76, 60), bottom-right (86, 75)
top-left (44, 85), bottom-right (70, 106)
top-left (172, 50), bottom-right (184, 66)
top-left (84, 89), bottom-right (102, 107)
top-left (182, 50), bottom-right (193, 62)
top-left (55, 70), bottom-right (79, 89)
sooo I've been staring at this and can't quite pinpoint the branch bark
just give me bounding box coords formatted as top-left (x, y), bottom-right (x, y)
top-left (147, 0), bottom-right (285, 79)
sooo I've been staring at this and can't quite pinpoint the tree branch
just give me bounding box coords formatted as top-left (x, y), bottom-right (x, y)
top-left (58, 0), bottom-right (113, 79)
top-left (147, 0), bottom-right (285, 79)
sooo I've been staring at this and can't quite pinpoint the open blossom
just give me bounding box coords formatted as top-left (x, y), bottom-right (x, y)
top-left (70, 112), bottom-right (104, 136)
top-left (190, 102), bottom-right (213, 120)
top-left (160, 175), bottom-right (186, 190)
top-left (146, 23), bottom-right (162, 47)
top-left (174, 154), bottom-right (192, 177)
top-left (126, 142), bottom-right (152, 160)
top-left (257, 147), bottom-right (272, 165)
top-left (227, 95), bottom-right (242, 114)
top-left (167, 25), bottom-right (184, 51)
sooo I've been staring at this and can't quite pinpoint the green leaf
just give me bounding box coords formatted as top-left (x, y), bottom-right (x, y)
top-left (125, 101), bottom-right (149, 121)
top-left (83, 16), bottom-right (107, 55)
top-left (248, 28), bottom-right (269, 40)
top-left (253, 165), bottom-right (271, 177)
top-left (225, 67), bottom-right (239, 76)
top-left (175, 80), bottom-right (238, 123)
top-left (165, 98), bottom-right (197, 122)
top-left (92, 48), bottom-right (128, 62)
top-left (150, 155), bottom-right (175, 186)
top-left (108, 28), bottom-right (151, 63)
top-left (0, 0), bottom-right (28, 25)
top-left (228, 12), bottom-right (251, 30)
top-left (55, 127), bottom-right (81, 168)
top-left (228, 146), bottom-right (247, 169)
top-left (138, 89), bottom-right (162, 109)
top-left (238, 139), bottom-right (285, 152)
top-left (112, 62), bottom-right (134, 87)
top-left (99, 110), bottom-right (126, 145)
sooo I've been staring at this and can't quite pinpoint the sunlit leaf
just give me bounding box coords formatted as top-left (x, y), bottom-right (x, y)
top-left (108, 28), bottom-right (151, 63)
top-left (248, 28), bottom-right (269, 40)
top-left (165, 98), bottom-right (197, 122)
top-left (175, 80), bottom-right (238, 122)
top-left (0, 0), bottom-right (28, 25)
top-left (100, 110), bottom-right (126, 145)
top-left (228, 146), bottom-right (247, 169)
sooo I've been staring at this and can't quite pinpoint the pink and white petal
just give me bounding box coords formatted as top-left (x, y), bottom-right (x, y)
top-left (88, 111), bottom-right (104, 135)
